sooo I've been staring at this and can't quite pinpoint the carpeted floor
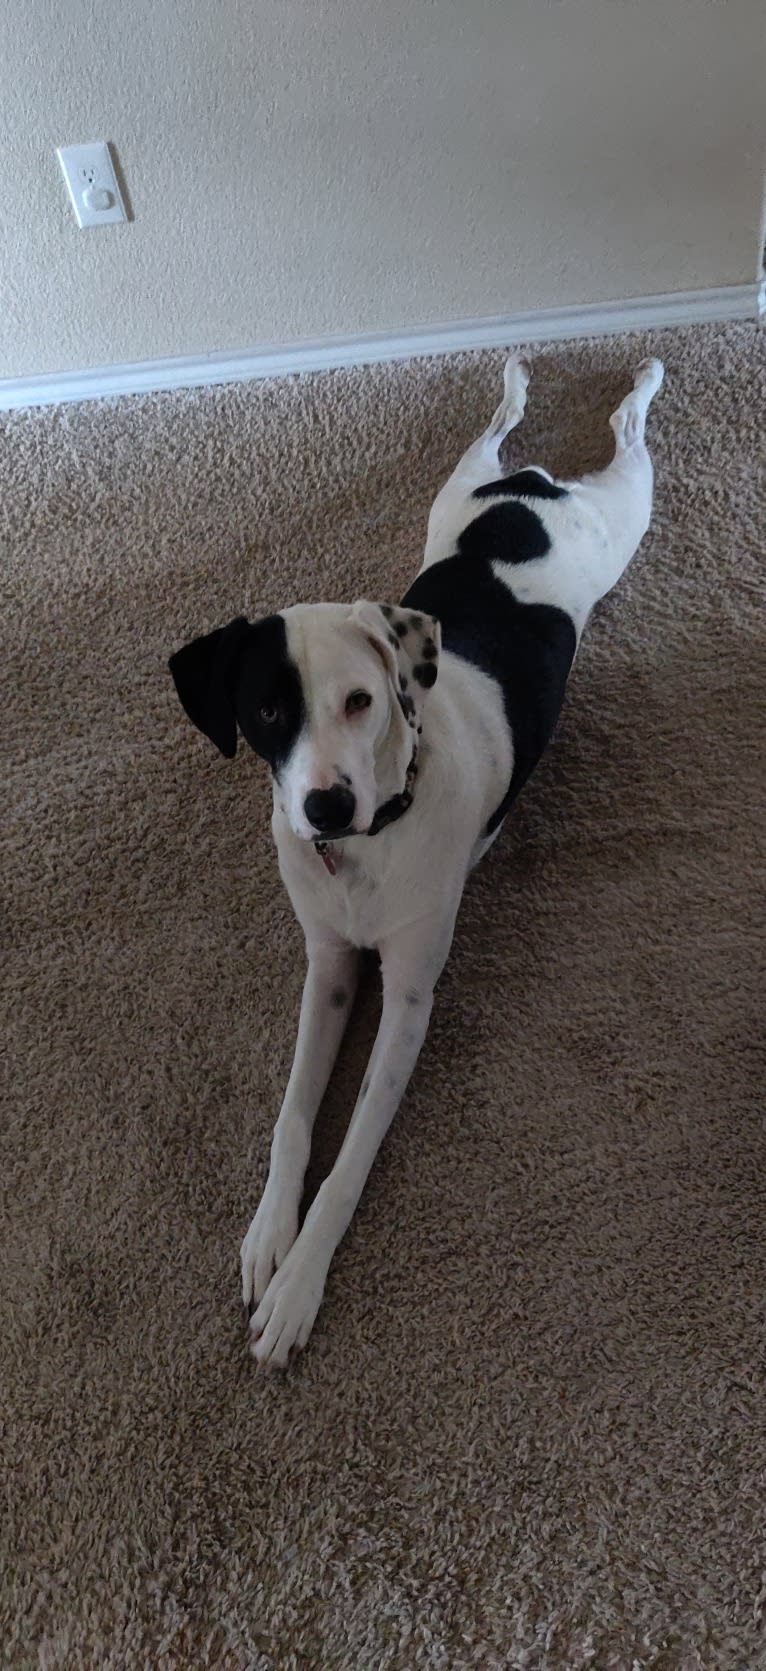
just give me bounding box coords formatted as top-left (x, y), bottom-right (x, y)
top-left (2, 321), bottom-right (765, 1670)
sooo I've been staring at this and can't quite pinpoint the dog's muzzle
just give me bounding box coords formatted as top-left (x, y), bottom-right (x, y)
top-left (312, 742), bottom-right (420, 875)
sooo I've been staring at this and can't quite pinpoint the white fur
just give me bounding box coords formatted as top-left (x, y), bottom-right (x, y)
top-left (241, 354), bottom-right (664, 1365)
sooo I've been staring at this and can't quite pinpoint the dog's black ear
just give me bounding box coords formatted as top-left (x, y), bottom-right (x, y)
top-left (168, 617), bottom-right (251, 758)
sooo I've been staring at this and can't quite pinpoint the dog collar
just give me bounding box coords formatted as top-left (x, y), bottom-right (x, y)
top-left (314, 742), bottom-right (419, 875)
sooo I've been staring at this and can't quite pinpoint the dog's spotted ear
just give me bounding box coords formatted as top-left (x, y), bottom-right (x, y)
top-left (352, 601), bottom-right (441, 732)
top-left (168, 616), bottom-right (251, 758)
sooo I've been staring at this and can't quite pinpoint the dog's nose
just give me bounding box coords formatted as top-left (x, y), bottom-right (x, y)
top-left (304, 786), bottom-right (356, 835)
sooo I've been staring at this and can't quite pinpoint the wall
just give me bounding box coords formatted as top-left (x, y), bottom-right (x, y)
top-left (2, 0), bottom-right (765, 380)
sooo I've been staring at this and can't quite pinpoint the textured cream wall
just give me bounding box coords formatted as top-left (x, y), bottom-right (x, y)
top-left (2, 0), bottom-right (765, 379)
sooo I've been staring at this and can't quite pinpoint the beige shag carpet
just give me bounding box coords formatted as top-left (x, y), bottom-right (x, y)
top-left (2, 322), bottom-right (765, 1670)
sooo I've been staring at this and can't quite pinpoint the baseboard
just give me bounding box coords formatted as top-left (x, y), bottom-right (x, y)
top-left (1, 280), bottom-right (763, 412)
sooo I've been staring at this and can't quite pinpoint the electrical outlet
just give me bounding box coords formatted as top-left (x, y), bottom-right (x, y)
top-left (57, 142), bottom-right (128, 228)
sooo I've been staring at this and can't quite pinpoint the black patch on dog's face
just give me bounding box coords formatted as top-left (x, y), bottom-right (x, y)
top-left (170, 613), bottom-right (306, 767)
top-left (235, 616), bottom-right (306, 774)
top-left (473, 469), bottom-right (568, 501)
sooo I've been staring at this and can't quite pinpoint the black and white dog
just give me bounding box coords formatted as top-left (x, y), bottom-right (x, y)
top-left (169, 353), bottom-right (664, 1365)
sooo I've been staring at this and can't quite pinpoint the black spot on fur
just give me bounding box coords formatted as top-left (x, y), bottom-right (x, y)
top-left (408, 614), bottom-right (423, 630)
top-left (458, 501), bottom-right (551, 564)
top-left (388, 632), bottom-right (399, 649)
top-left (401, 549), bottom-right (576, 832)
top-left (330, 987), bottom-right (348, 1009)
top-left (421, 637), bottom-right (437, 659)
top-left (361, 1075), bottom-right (370, 1097)
top-left (395, 620), bottom-right (408, 637)
top-left (400, 675), bottom-right (408, 690)
top-left (404, 989), bottom-right (421, 1006)
top-left (473, 469), bottom-right (568, 501)
top-left (397, 691), bottom-right (415, 718)
top-left (381, 605), bottom-right (393, 619)
top-left (413, 662), bottom-right (437, 689)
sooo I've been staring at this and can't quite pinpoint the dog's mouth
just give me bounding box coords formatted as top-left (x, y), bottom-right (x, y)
top-left (306, 825), bottom-right (361, 843)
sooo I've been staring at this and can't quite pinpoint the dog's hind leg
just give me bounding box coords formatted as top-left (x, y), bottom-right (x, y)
top-left (568, 356), bottom-right (665, 608)
top-left (423, 353), bottom-right (531, 566)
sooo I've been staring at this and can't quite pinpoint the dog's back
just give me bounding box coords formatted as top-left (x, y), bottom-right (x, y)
top-left (405, 354), bottom-right (664, 833)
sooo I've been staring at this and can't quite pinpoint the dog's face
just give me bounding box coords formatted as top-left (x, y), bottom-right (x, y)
top-left (169, 601), bottom-right (440, 840)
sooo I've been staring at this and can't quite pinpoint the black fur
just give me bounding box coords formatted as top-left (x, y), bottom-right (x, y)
top-left (413, 662), bottom-right (437, 689)
top-left (169, 617), bottom-right (251, 759)
top-left (473, 469), bottom-right (568, 502)
top-left (457, 501), bottom-right (551, 565)
top-left (169, 614), bottom-right (306, 772)
top-left (401, 550), bottom-right (576, 834)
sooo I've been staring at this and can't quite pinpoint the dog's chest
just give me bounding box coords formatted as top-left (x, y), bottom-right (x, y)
top-left (278, 832), bottom-right (422, 950)
top-left (325, 853), bottom-right (388, 946)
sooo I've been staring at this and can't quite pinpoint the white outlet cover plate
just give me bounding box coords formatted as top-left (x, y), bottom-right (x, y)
top-left (57, 142), bottom-right (128, 228)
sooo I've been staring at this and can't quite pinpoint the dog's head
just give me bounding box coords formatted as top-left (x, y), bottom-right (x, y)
top-left (169, 601), bottom-right (440, 840)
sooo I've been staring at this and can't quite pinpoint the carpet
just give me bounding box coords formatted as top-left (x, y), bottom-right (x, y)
top-left (2, 321), bottom-right (765, 1670)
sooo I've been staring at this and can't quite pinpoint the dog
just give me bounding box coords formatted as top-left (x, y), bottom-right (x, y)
top-left (169, 352), bottom-right (664, 1366)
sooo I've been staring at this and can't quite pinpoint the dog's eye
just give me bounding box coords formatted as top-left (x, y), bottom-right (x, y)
top-left (345, 690), bottom-right (371, 716)
top-left (259, 704), bottom-right (279, 724)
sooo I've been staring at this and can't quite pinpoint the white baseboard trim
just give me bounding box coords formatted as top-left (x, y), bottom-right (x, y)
top-left (1, 280), bottom-right (763, 412)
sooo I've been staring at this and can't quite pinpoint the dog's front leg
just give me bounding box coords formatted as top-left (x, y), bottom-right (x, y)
top-left (241, 934), bottom-right (360, 1308)
top-left (249, 906), bottom-right (457, 1366)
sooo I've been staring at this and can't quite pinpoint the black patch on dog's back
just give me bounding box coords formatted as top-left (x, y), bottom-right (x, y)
top-left (402, 552), bottom-right (576, 833)
top-left (474, 469), bottom-right (568, 501)
top-left (457, 501), bottom-right (551, 565)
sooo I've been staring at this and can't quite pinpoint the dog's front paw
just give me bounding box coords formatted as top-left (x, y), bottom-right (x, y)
top-left (248, 1241), bottom-right (327, 1368)
top-left (240, 1182), bottom-right (299, 1309)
